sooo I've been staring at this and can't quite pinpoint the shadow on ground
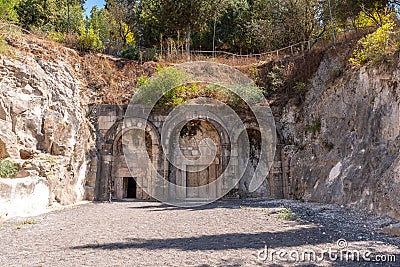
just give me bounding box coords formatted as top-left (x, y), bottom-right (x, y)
top-left (122, 198), bottom-right (289, 212)
top-left (73, 200), bottom-right (400, 266)
top-left (70, 227), bottom-right (399, 265)
top-left (70, 227), bottom-right (345, 251)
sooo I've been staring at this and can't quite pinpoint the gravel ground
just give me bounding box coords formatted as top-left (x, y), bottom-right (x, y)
top-left (0, 199), bottom-right (399, 267)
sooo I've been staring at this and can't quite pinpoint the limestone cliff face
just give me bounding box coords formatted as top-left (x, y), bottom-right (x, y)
top-left (1, 32), bottom-right (399, 221)
top-left (279, 55), bottom-right (400, 219)
top-left (0, 33), bottom-right (156, 219)
top-left (0, 38), bottom-right (96, 218)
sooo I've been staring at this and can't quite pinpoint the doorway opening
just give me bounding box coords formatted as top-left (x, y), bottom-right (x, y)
top-left (175, 119), bottom-right (221, 199)
top-left (125, 177), bottom-right (137, 198)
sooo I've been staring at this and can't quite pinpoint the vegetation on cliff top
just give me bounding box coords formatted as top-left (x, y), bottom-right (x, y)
top-left (351, 20), bottom-right (400, 64)
top-left (0, 0), bottom-right (399, 57)
top-left (134, 66), bottom-right (264, 109)
top-left (1, 0), bottom-right (400, 107)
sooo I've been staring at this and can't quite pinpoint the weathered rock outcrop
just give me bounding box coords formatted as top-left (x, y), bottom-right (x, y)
top-left (0, 37), bottom-right (96, 219)
top-left (278, 53), bottom-right (400, 219)
top-left (1, 31), bottom-right (399, 221)
top-left (0, 32), bottom-right (159, 219)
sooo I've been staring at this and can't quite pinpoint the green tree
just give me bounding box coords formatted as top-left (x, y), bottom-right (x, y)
top-left (0, 0), bottom-right (19, 22)
top-left (78, 22), bottom-right (103, 51)
top-left (139, 0), bottom-right (215, 52)
top-left (333, 0), bottom-right (398, 27)
top-left (215, 0), bottom-right (252, 52)
top-left (247, 0), bottom-right (322, 51)
top-left (16, 0), bottom-right (58, 29)
top-left (350, 20), bottom-right (397, 64)
top-left (136, 0), bottom-right (166, 47)
top-left (169, 0), bottom-right (215, 52)
top-left (191, 0), bottom-right (243, 52)
top-left (55, 3), bottom-right (84, 33)
top-left (16, 0), bottom-right (84, 32)
top-left (89, 6), bottom-right (119, 51)
top-left (106, 0), bottom-right (136, 45)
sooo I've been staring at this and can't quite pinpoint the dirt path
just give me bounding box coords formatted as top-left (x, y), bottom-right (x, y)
top-left (0, 199), bottom-right (399, 267)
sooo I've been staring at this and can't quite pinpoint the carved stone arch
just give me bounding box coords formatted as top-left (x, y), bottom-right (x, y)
top-left (104, 118), bottom-right (161, 148)
top-left (168, 116), bottom-right (230, 155)
top-left (122, 117), bottom-right (161, 145)
top-left (108, 118), bottom-right (162, 200)
top-left (164, 116), bottom-right (231, 200)
top-left (104, 119), bottom-right (123, 145)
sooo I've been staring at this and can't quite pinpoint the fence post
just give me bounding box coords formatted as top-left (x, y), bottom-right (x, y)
top-left (308, 41), bottom-right (311, 51)
top-left (290, 45), bottom-right (294, 55)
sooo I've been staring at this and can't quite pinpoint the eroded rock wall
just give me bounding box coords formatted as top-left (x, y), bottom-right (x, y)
top-left (0, 39), bottom-right (95, 219)
top-left (1, 32), bottom-right (399, 221)
top-left (278, 55), bottom-right (400, 219)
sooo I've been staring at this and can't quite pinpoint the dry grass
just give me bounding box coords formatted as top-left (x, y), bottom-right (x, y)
top-left (161, 52), bottom-right (261, 66)
top-left (81, 55), bottom-right (159, 104)
top-left (15, 219), bottom-right (38, 229)
top-left (0, 29), bottom-right (162, 105)
top-left (0, 23), bottom-right (373, 106)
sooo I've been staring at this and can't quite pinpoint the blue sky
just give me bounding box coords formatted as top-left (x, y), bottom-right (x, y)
top-left (84, 0), bottom-right (105, 16)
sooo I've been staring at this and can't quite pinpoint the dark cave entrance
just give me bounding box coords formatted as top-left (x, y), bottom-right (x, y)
top-left (125, 177), bottom-right (137, 199)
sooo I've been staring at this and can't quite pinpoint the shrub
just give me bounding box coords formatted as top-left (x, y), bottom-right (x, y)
top-left (0, 35), bottom-right (8, 54)
top-left (47, 31), bottom-right (65, 43)
top-left (305, 118), bottom-right (322, 137)
top-left (249, 64), bottom-right (261, 83)
top-left (0, 0), bottom-right (19, 22)
top-left (141, 47), bottom-right (159, 62)
top-left (134, 67), bottom-right (186, 106)
top-left (121, 45), bottom-right (140, 60)
top-left (277, 207), bottom-right (297, 221)
top-left (294, 82), bottom-right (308, 92)
top-left (267, 65), bottom-right (285, 91)
top-left (350, 21), bottom-right (397, 65)
top-left (136, 76), bottom-right (149, 88)
top-left (78, 23), bottom-right (103, 52)
top-left (135, 66), bottom-right (264, 108)
top-left (0, 159), bottom-right (19, 178)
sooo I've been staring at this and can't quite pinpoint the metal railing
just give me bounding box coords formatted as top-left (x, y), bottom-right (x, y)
top-left (0, 21), bottom-right (375, 65)
top-left (158, 26), bottom-right (376, 64)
